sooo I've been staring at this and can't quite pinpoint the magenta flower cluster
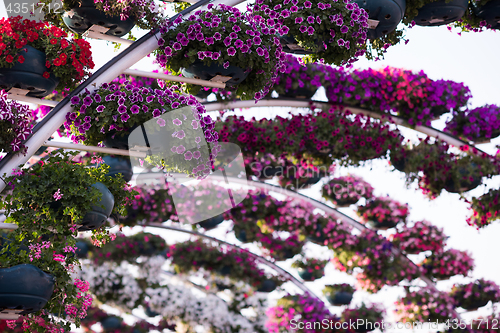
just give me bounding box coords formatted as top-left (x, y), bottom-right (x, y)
top-left (445, 105), bottom-right (500, 142)
top-left (325, 66), bottom-right (471, 126)
top-left (420, 248), bottom-right (475, 280)
top-left (0, 90), bottom-right (32, 154)
top-left (390, 220), bottom-right (447, 254)
top-left (156, 4), bottom-right (285, 100)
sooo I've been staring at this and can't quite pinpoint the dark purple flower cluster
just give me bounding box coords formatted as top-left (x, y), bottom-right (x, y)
top-left (0, 90), bottom-right (32, 154)
top-left (445, 105), bottom-right (500, 142)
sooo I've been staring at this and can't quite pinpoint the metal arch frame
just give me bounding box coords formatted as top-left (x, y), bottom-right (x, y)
top-left (145, 223), bottom-right (319, 297)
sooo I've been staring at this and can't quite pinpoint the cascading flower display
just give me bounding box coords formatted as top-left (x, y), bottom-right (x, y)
top-left (394, 287), bottom-right (457, 323)
top-left (450, 279), bottom-right (500, 311)
top-left (156, 4), bottom-right (285, 100)
top-left (390, 220), bottom-right (447, 254)
top-left (218, 106), bottom-right (403, 167)
top-left (445, 105), bottom-right (500, 143)
top-left (325, 66), bottom-right (471, 126)
top-left (420, 248), bottom-right (474, 280)
top-left (322, 175), bottom-right (374, 207)
top-left (0, 90), bottom-right (32, 154)
top-left (66, 82), bottom-right (220, 178)
top-left (341, 303), bottom-right (385, 331)
top-left (0, 16), bottom-right (94, 92)
top-left (250, 0), bottom-right (369, 65)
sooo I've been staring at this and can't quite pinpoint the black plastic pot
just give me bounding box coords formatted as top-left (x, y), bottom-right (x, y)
top-left (282, 86), bottom-right (318, 99)
top-left (181, 61), bottom-right (249, 88)
top-left (274, 249), bottom-right (296, 261)
top-left (444, 167), bottom-right (482, 193)
top-left (0, 264), bottom-right (55, 314)
top-left (460, 299), bottom-right (489, 311)
top-left (198, 214), bottom-right (224, 230)
top-left (0, 45), bottom-right (59, 98)
top-left (79, 182), bottom-right (115, 231)
top-left (257, 279), bottom-right (277, 293)
top-left (102, 124), bottom-right (140, 150)
top-left (413, 0), bottom-right (469, 26)
top-left (103, 155), bottom-right (133, 182)
top-left (235, 229), bottom-right (248, 243)
top-left (218, 265), bottom-right (232, 276)
top-left (475, 0), bottom-right (500, 29)
top-left (75, 241), bottom-right (90, 259)
top-left (101, 316), bottom-right (122, 332)
top-left (306, 226), bottom-right (326, 245)
top-left (325, 291), bottom-right (353, 306)
top-left (62, 0), bottom-right (135, 37)
top-left (354, 0), bottom-right (406, 39)
top-left (145, 306), bottom-right (160, 317)
top-left (390, 155), bottom-right (407, 172)
top-left (298, 268), bottom-right (323, 281)
top-left (366, 219), bottom-right (398, 230)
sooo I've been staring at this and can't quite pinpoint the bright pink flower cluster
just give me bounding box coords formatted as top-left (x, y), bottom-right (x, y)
top-left (356, 196), bottom-right (409, 225)
top-left (390, 220), bottom-right (447, 254)
top-left (420, 248), bottom-right (475, 280)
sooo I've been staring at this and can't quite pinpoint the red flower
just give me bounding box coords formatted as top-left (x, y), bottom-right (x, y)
top-left (61, 39), bottom-right (69, 48)
top-left (17, 55), bottom-right (24, 64)
top-left (53, 59), bottom-right (61, 66)
top-left (50, 38), bottom-right (58, 45)
top-left (5, 55), bottom-right (13, 63)
top-left (43, 72), bottom-right (50, 79)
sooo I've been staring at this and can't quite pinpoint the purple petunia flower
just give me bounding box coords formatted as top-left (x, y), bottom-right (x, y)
top-left (223, 37), bottom-right (232, 47)
top-left (158, 37), bottom-right (165, 46)
top-left (193, 151), bottom-right (201, 159)
top-left (232, 25), bottom-right (241, 32)
top-left (299, 25), bottom-right (307, 33)
top-left (94, 94), bottom-right (102, 103)
top-left (214, 32), bottom-right (222, 40)
top-left (256, 47), bottom-right (264, 56)
top-left (173, 118), bottom-right (182, 126)
top-left (341, 25), bottom-right (349, 33)
top-left (130, 105), bottom-right (140, 114)
top-left (227, 47), bottom-right (237, 56)
top-left (173, 42), bottom-right (182, 51)
top-left (296, 17), bottom-right (304, 24)
top-left (172, 102), bottom-right (180, 109)
top-left (223, 61), bottom-right (230, 69)
top-left (307, 16), bottom-right (315, 24)
top-left (211, 52), bottom-right (221, 60)
top-left (191, 120), bottom-right (199, 129)
top-left (171, 146), bottom-right (177, 153)
top-left (164, 46), bottom-right (172, 56)
top-left (96, 105), bottom-right (105, 113)
top-left (176, 130), bottom-right (186, 139)
top-left (205, 37), bottom-right (214, 45)
top-left (196, 32), bottom-right (204, 41)
top-left (338, 38), bottom-right (345, 46)
top-left (121, 113), bottom-right (130, 122)
top-left (70, 96), bottom-right (80, 105)
top-left (253, 36), bottom-right (262, 45)
top-left (241, 45), bottom-right (250, 53)
top-left (153, 109), bottom-right (161, 117)
top-left (142, 105), bottom-right (149, 113)
top-left (304, 0), bottom-right (312, 7)
top-left (83, 96), bottom-right (93, 106)
top-left (184, 151), bottom-right (193, 161)
top-left (234, 39), bottom-right (244, 48)
top-left (118, 105), bottom-right (127, 114)
top-left (229, 32), bottom-right (237, 39)
top-left (195, 136), bottom-right (201, 143)
top-left (146, 95), bottom-right (155, 103)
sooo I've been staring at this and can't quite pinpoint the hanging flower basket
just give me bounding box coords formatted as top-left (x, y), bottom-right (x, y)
top-left (405, 0), bottom-right (469, 26)
top-left (250, 0), bottom-right (369, 65)
top-left (259, 233), bottom-right (304, 261)
top-left (119, 187), bottom-right (176, 226)
top-left (0, 91), bottom-right (32, 154)
top-left (322, 175), bottom-right (374, 207)
top-left (390, 220), bottom-right (447, 254)
top-left (60, 0), bottom-right (135, 37)
top-left (198, 214), bottom-right (224, 230)
top-left (272, 55), bottom-right (326, 99)
top-left (419, 248), bottom-right (474, 280)
top-left (67, 82), bottom-right (219, 179)
top-left (0, 264), bottom-right (55, 315)
top-left (155, 4), bottom-right (284, 100)
top-left (356, 196), bottom-right (409, 229)
top-left (1, 151), bottom-right (129, 241)
top-left (445, 105), bottom-right (500, 143)
top-left (256, 279), bottom-right (277, 293)
top-left (41, 0), bottom-right (166, 38)
top-left (450, 279), bottom-right (500, 311)
top-left (353, 0), bottom-right (406, 39)
top-left (323, 284), bottom-right (355, 306)
top-left (0, 17), bottom-right (94, 97)
top-left (292, 258), bottom-right (328, 282)
top-left (341, 303), bottom-right (385, 333)
top-left (473, 0), bottom-right (500, 29)
top-left (101, 155), bottom-right (133, 183)
top-left (443, 163), bottom-right (483, 193)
